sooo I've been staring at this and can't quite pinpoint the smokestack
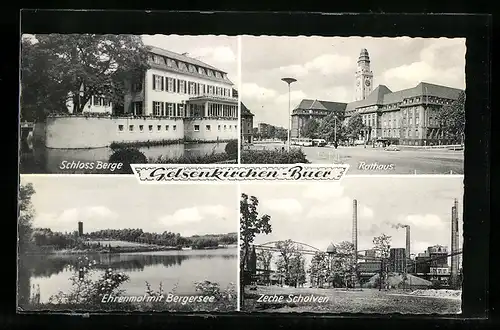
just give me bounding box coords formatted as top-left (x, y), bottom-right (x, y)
top-left (405, 225), bottom-right (410, 260)
top-left (352, 199), bottom-right (358, 263)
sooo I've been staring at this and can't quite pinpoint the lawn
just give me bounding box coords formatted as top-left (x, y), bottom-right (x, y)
top-left (242, 285), bottom-right (461, 314)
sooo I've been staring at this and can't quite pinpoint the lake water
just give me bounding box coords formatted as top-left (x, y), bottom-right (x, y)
top-left (19, 248), bottom-right (237, 303)
top-left (19, 141), bottom-right (228, 174)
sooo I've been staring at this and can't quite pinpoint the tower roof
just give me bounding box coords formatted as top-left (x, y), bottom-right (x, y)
top-left (326, 243), bottom-right (336, 254)
top-left (358, 48), bottom-right (370, 62)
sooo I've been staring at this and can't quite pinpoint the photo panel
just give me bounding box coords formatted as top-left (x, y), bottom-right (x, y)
top-left (20, 34), bottom-right (239, 175)
top-left (240, 176), bottom-right (464, 314)
top-left (239, 36), bottom-right (465, 175)
top-left (18, 176), bottom-right (238, 312)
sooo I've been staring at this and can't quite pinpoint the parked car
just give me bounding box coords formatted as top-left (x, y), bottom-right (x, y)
top-left (384, 145), bottom-right (400, 151)
top-left (312, 139), bottom-right (327, 147)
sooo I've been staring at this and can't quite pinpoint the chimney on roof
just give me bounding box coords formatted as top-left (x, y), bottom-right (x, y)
top-left (181, 52), bottom-right (189, 56)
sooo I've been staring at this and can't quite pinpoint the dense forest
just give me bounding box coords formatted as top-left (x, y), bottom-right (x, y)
top-left (30, 227), bottom-right (237, 251)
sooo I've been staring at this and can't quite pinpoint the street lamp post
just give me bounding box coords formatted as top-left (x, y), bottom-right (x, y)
top-left (281, 77), bottom-right (297, 152)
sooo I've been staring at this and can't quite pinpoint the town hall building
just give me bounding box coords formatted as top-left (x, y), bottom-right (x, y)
top-left (291, 48), bottom-right (464, 146)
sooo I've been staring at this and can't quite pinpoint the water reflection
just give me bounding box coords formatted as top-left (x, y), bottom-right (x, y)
top-left (19, 142), bottom-right (227, 174)
top-left (19, 249), bottom-right (237, 303)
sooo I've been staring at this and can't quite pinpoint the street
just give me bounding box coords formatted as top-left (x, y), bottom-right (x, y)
top-left (247, 143), bottom-right (464, 174)
top-left (243, 286), bottom-right (461, 314)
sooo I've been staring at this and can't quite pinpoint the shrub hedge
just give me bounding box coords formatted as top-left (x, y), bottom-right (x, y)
top-left (240, 149), bottom-right (310, 164)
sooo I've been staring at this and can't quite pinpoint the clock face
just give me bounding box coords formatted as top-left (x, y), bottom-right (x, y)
top-left (365, 79), bottom-right (371, 87)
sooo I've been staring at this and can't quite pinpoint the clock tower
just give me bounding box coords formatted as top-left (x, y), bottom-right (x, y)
top-left (354, 48), bottom-right (374, 101)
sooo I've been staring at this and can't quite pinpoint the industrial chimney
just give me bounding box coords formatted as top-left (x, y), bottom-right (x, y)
top-left (352, 199), bottom-right (358, 263)
top-left (405, 225), bottom-right (410, 260)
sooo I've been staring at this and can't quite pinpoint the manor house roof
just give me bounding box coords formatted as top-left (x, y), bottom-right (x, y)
top-left (147, 45), bottom-right (233, 84)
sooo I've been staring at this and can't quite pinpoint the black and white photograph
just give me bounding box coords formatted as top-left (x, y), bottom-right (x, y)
top-left (20, 34), bottom-right (239, 174)
top-left (240, 36), bottom-right (465, 174)
top-left (240, 176), bottom-right (463, 313)
top-left (18, 176), bottom-right (238, 312)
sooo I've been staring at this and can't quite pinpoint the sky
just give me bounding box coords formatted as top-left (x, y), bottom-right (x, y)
top-left (242, 176), bottom-right (464, 259)
top-left (142, 35), bottom-right (238, 85)
top-left (21, 176), bottom-right (238, 237)
top-left (241, 36), bottom-right (466, 128)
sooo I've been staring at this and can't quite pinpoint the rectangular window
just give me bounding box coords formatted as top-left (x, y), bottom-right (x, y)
top-left (178, 104), bottom-right (184, 117)
top-left (194, 125), bottom-right (200, 132)
top-left (206, 125), bottom-right (211, 131)
top-left (179, 80), bottom-right (185, 94)
top-left (148, 125), bottom-right (153, 132)
top-left (139, 125), bottom-right (144, 132)
top-left (190, 82), bottom-right (195, 95)
top-left (165, 125), bottom-right (169, 131)
top-left (157, 125), bottom-right (161, 131)
top-left (167, 78), bottom-right (174, 92)
top-left (167, 103), bottom-right (174, 117)
top-left (173, 125), bottom-right (177, 131)
top-left (118, 125), bottom-right (124, 131)
top-left (224, 125), bottom-right (227, 131)
top-left (218, 125), bottom-right (221, 131)
top-left (129, 125), bottom-right (134, 131)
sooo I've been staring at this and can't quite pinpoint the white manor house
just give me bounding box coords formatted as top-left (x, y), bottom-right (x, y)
top-left (38, 46), bottom-right (239, 149)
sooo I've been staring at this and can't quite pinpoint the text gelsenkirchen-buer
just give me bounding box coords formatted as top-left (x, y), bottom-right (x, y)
top-left (131, 164), bottom-right (349, 183)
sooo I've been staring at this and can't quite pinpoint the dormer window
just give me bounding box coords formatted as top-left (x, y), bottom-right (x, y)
top-left (207, 69), bottom-right (214, 77)
top-left (188, 65), bottom-right (196, 73)
top-left (166, 58), bottom-right (174, 67)
top-left (153, 55), bottom-right (163, 64)
top-left (215, 72), bottom-right (222, 79)
top-left (198, 67), bottom-right (206, 75)
top-left (178, 62), bottom-right (187, 71)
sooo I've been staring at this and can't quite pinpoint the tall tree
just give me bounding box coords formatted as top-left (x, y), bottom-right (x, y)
top-left (345, 113), bottom-right (365, 143)
top-left (21, 34), bottom-right (150, 120)
top-left (289, 252), bottom-right (307, 287)
top-left (240, 193), bottom-right (272, 270)
top-left (240, 193), bottom-right (272, 304)
top-left (308, 251), bottom-right (329, 288)
top-left (300, 118), bottom-right (320, 139)
top-left (373, 234), bottom-right (392, 290)
top-left (275, 239), bottom-right (298, 286)
top-left (256, 250), bottom-right (273, 284)
top-left (19, 183), bottom-right (36, 254)
top-left (18, 183), bottom-right (36, 308)
top-left (332, 241), bottom-right (357, 288)
top-left (318, 112), bottom-right (346, 142)
top-left (438, 91), bottom-right (465, 144)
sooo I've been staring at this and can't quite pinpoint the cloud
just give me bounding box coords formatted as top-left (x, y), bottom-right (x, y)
top-left (381, 39), bottom-right (465, 89)
top-left (279, 64), bottom-right (309, 77)
top-left (34, 206), bottom-right (119, 231)
top-left (158, 205), bottom-right (229, 226)
top-left (403, 214), bottom-right (444, 229)
top-left (262, 198), bottom-right (303, 216)
top-left (306, 196), bottom-right (374, 220)
top-left (189, 46), bottom-right (237, 63)
top-left (241, 83), bottom-right (278, 101)
top-left (275, 90), bottom-right (308, 104)
top-left (302, 183), bottom-right (345, 202)
top-left (279, 54), bottom-right (353, 78)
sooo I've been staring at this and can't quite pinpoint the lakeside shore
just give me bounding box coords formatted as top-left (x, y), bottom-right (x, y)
top-left (26, 244), bottom-right (237, 255)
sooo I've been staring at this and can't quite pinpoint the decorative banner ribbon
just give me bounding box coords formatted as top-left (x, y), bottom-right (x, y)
top-left (131, 164), bottom-right (350, 184)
